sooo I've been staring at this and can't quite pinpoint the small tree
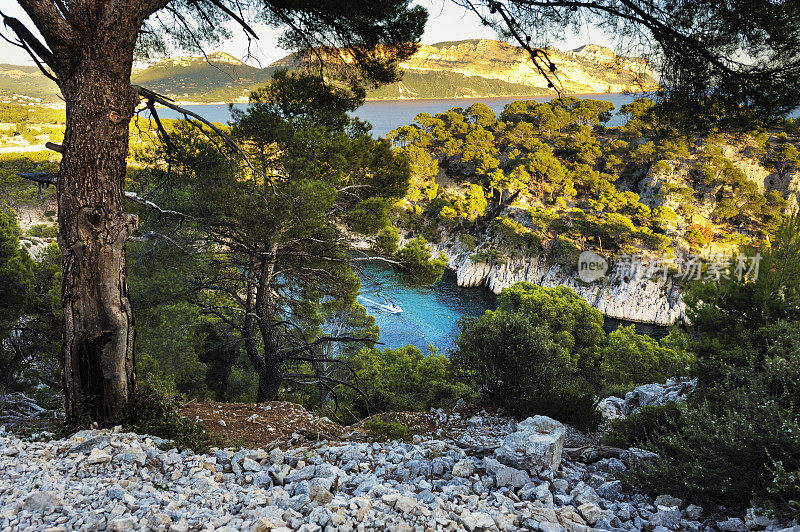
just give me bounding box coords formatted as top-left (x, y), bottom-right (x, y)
top-left (452, 310), bottom-right (601, 430)
top-left (0, 206), bottom-right (60, 395)
top-left (178, 72), bottom-right (412, 402)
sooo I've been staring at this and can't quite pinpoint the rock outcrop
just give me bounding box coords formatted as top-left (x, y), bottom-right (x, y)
top-left (426, 235), bottom-right (686, 325)
top-left (598, 378), bottom-right (698, 420)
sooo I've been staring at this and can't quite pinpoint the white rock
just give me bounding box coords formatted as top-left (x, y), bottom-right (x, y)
top-left (685, 504), bottom-right (703, 520)
top-left (452, 459), bottom-right (475, 478)
top-left (108, 516), bottom-right (137, 531)
top-left (242, 457), bottom-right (261, 471)
top-left (746, 508), bottom-right (774, 529)
top-left (461, 510), bottom-right (495, 531)
top-left (395, 496), bottom-right (417, 513)
top-left (23, 491), bottom-right (61, 513)
top-left (577, 502), bottom-right (601, 525)
top-left (717, 517), bottom-right (748, 532)
top-left (494, 415), bottom-right (565, 472)
top-left (85, 447), bottom-right (112, 465)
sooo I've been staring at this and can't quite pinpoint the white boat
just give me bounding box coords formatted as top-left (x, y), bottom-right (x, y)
top-left (359, 296), bottom-right (403, 314)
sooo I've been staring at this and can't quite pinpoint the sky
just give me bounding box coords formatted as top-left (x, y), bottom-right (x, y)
top-left (0, 0), bottom-right (616, 67)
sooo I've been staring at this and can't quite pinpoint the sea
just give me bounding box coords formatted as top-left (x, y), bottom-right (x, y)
top-left (154, 93), bottom-right (644, 139)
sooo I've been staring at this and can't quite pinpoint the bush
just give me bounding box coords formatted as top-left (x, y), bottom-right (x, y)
top-left (452, 310), bottom-right (602, 430)
top-left (625, 368), bottom-right (800, 515)
top-left (26, 224), bottom-right (57, 238)
top-left (397, 236), bottom-right (447, 286)
top-left (625, 217), bottom-right (800, 517)
top-left (603, 402), bottom-right (683, 449)
top-left (363, 419), bottom-right (410, 442)
top-left (469, 247), bottom-right (505, 264)
top-left (496, 283), bottom-right (605, 374)
top-left (600, 325), bottom-right (694, 386)
top-left (550, 234), bottom-right (582, 266)
top-left (458, 233), bottom-right (477, 251)
top-left (374, 226), bottom-right (399, 255)
top-left (340, 345), bottom-right (471, 419)
top-left (113, 388), bottom-right (215, 452)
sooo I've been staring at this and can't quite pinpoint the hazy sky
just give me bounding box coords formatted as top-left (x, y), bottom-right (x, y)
top-left (0, 0), bottom-right (616, 67)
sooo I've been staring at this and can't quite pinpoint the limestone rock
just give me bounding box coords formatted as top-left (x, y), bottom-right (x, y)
top-left (23, 491), bottom-right (61, 513)
top-left (108, 516), bottom-right (137, 531)
top-left (85, 447), bottom-right (112, 465)
top-left (452, 459), bottom-right (475, 478)
top-left (577, 502), bottom-right (601, 525)
top-left (68, 435), bottom-right (111, 454)
top-left (494, 415), bottom-right (565, 472)
top-left (717, 517), bottom-right (748, 532)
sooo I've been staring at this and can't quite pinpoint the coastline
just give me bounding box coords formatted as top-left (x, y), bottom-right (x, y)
top-left (2, 89), bottom-right (655, 110)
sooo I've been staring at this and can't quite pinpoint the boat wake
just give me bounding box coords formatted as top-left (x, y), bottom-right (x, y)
top-left (358, 296), bottom-right (403, 314)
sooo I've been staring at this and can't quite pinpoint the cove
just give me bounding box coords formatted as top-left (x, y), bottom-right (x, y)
top-left (357, 260), bottom-right (668, 353)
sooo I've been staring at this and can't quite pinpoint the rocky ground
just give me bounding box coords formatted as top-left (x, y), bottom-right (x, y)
top-left (0, 381), bottom-right (794, 532)
top-left (2, 395), bottom-right (799, 532)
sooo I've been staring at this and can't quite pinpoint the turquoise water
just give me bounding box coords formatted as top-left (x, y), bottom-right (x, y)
top-left (153, 93), bottom-right (643, 139)
top-left (357, 260), bottom-right (668, 353)
top-left (357, 261), bottom-right (496, 353)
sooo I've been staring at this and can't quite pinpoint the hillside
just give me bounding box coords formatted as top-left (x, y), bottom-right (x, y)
top-left (130, 52), bottom-right (278, 103)
top-left (0, 40), bottom-right (657, 104)
top-left (394, 41), bottom-right (657, 96)
top-left (0, 64), bottom-right (61, 104)
top-left (388, 97), bottom-right (800, 324)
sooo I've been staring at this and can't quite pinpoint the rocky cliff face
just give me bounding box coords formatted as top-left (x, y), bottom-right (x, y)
top-left (422, 235), bottom-right (685, 325)
top-left (402, 40), bottom-right (658, 95)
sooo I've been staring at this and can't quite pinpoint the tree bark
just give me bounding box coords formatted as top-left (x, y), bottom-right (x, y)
top-left (256, 362), bottom-right (282, 403)
top-left (255, 242), bottom-right (282, 402)
top-left (58, 53), bottom-right (139, 425)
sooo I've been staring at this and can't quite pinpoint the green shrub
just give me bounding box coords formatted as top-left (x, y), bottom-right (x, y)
top-left (496, 283), bottom-right (606, 373)
top-left (113, 387), bottom-right (214, 452)
top-left (603, 402), bottom-right (683, 449)
top-left (374, 226), bottom-right (400, 255)
top-left (397, 236), bottom-right (446, 285)
top-left (626, 217), bottom-right (800, 517)
top-left (340, 345), bottom-right (471, 418)
top-left (470, 247), bottom-right (505, 264)
top-left (458, 233), bottom-right (477, 251)
top-left (26, 224), bottom-right (57, 238)
top-left (452, 309), bottom-right (601, 430)
top-left (625, 371), bottom-right (800, 515)
top-left (550, 235), bottom-right (582, 266)
top-left (600, 325), bottom-right (694, 386)
top-left (363, 418), bottom-right (409, 442)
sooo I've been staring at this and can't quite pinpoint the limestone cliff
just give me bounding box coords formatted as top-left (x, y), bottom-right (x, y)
top-left (397, 40), bottom-right (658, 96)
top-left (418, 234), bottom-right (685, 326)
top-left (278, 39), bottom-right (658, 100)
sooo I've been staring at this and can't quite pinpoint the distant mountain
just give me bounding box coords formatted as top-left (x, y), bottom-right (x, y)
top-left (0, 64), bottom-right (62, 104)
top-left (389, 40), bottom-right (657, 97)
top-left (0, 41), bottom-right (657, 105)
top-left (131, 52), bottom-right (277, 103)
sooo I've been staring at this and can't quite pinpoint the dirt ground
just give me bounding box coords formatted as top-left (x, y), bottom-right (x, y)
top-left (177, 401), bottom-right (595, 451)
top-left (179, 401), bottom-right (357, 448)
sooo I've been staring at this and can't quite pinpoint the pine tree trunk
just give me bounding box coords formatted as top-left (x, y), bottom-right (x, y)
top-left (58, 60), bottom-right (138, 425)
top-left (256, 363), bottom-right (282, 403)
